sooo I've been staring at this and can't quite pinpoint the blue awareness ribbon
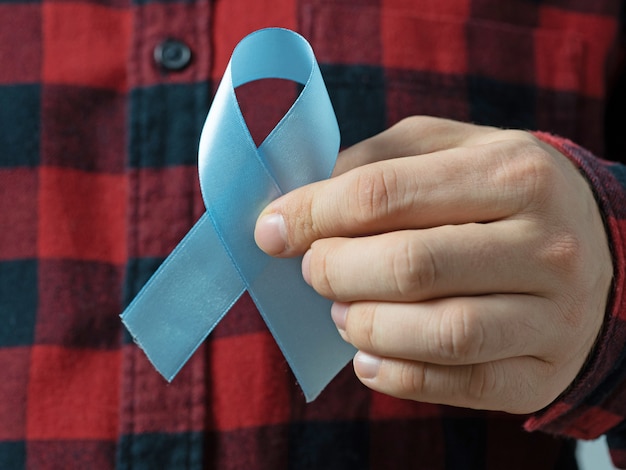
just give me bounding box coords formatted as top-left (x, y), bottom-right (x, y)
top-left (121, 28), bottom-right (356, 402)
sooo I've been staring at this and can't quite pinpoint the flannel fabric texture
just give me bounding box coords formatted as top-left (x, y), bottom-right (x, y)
top-left (1, 0), bottom-right (625, 468)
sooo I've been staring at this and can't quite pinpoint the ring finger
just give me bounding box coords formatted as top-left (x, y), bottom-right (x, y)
top-left (337, 293), bottom-right (558, 366)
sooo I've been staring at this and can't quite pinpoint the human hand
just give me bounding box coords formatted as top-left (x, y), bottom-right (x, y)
top-left (254, 117), bottom-right (613, 414)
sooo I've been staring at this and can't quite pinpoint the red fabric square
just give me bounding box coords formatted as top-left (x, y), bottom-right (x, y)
top-left (0, 5), bottom-right (42, 84)
top-left (381, 14), bottom-right (467, 74)
top-left (236, 78), bottom-right (300, 146)
top-left (129, 2), bottom-right (212, 88)
top-left (614, 219), bottom-right (626, 323)
top-left (0, 347), bottom-right (30, 440)
top-left (131, 167), bottom-right (201, 259)
top-left (293, 366), bottom-right (368, 421)
top-left (209, 332), bottom-right (291, 430)
top-left (612, 449), bottom-right (626, 469)
top-left (538, 6), bottom-right (617, 97)
top-left (211, 292), bottom-right (267, 338)
top-left (119, 344), bottom-right (206, 435)
top-left (303, 5), bottom-right (382, 66)
top-left (212, 0), bottom-right (296, 80)
top-left (26, 345), bottom-right (120, 439)
top-left (0, 169), bottom-right (38, 260)
top-left (533, 29), bottom-right (584, 93)
top-left (42, 3), bottom-right (131, 90)
top-left (38, 167), bottom-right (127, 264)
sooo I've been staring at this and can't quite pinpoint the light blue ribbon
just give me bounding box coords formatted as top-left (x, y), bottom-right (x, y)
top-left (121, 28), bottom-right (356, 402)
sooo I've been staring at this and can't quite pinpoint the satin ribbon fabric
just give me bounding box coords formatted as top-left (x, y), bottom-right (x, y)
top-left (121, 28), bottom-right (356, 402)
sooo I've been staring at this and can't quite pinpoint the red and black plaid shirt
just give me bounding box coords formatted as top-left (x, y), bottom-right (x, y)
top-left (2, 0), bottom-right (626, 468)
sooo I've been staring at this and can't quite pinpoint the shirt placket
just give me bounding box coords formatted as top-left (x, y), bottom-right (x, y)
top-left (118, 0), bottom-right (213, 468)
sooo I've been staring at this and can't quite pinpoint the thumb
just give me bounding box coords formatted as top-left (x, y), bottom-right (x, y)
top-left (254, 177), bottom-right (343, 257)
top-left (254, 117), bottom-right (500, 257)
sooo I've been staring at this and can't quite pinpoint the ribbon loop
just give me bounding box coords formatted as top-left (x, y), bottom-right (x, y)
top-left (121, 28), bottom-right (355, 402)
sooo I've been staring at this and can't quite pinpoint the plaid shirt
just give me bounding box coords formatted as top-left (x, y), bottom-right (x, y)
top-left (1, 0), bottom-right (625, 468)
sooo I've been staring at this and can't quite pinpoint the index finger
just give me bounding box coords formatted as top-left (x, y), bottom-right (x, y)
top-left (333, 116), bottom-right (494, 176)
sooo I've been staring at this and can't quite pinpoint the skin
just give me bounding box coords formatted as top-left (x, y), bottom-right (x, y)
top-left (254, 116), bottom-right (613, 414)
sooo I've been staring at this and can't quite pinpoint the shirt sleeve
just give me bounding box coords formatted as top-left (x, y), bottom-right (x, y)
top-left (524, 132), bottom-right (626, 467)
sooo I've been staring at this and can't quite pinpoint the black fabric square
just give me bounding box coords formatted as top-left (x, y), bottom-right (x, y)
top-left (122, 257), bottom-right (164, 344)
top-left (386, 69), bottom-right (469, 124)
top-left (0, 260), bottom-right (37, 346)
top-left (468, 76), bottom-right (536, 130)
top-left (288, 421), bottom-right (369, 470)
top-left (470, 0), bottom-right (540, 27)
top-left (0, 441), bottom-right (25, 469)
top-left (117, 432), bottom-right (203, 469)
top-left (41, 85), bottom-right (127, 173)
top-left (542, 0), bottom-right (619, 15)
top-left (205, 426), bottom-right (290, 469)
top-left (608, 162), bottom-right (626, 189)
top-left (27, 440), bottom-right (117, 469)
top-left (370, 418), bottom-right (445, 469)
top-left (129, 83), bottom-right (210, 168)
top-left (534, 88), bottom-right (578, 142)
top-left (123, 256), bottom-right (165, 305)
top-left (442, 416), bottom-right (487, 470)
top-left (321, 64), bottom-right (386, 148)
top-left (0, 85), bottom-right (40, 167)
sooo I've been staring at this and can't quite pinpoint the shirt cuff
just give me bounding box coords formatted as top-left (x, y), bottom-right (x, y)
top-left (524, 132), bottom-right (626, 441)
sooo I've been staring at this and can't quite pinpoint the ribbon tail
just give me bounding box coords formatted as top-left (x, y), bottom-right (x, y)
top-left (250, 257), bottom-right (357, 402)
top-left (121, 213), bottom-right (245, 380)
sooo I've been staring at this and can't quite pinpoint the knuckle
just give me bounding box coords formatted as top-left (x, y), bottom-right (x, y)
top-left (491, 129), bottom-right (537, 145)
top-left (539, 231), bottom-right (583, 279)
top-left (392, 115), bottom-right (425, 134)
top-left (349, 166), bottom-right (401, 226)
top-left (436, 303), bottom-right (485, 363)
top-left (347, 303), bottom-right (380, 351)
top-left (466, 363), bottom-right (500, 404)
top-left (396, 361), bottom-right (426, 398)
top-left (521, 147), bottom-right (559, 205)
top-left (392, 236), bottom-right (438, 297)
top-left (492, 139), bottom-right (557, 211)
top-left (308, 241), bottom-right (338, 298)
top-left (282, 188), bottom-right (320, 248)
top-left (467, 360), bottom-right (557, 414)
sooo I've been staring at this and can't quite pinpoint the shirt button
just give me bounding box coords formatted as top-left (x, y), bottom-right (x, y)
top-left (154, 39), bottom-right (192, 71)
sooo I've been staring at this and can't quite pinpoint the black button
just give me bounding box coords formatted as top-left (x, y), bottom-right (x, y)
top-left (154, 39), bottom-right (192, 71)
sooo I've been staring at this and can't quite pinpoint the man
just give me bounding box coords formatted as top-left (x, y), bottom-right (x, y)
top-left (1, 0), bottom-right (624, 468)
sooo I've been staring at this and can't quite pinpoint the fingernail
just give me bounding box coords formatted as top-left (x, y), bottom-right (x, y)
top-left (301, 249), bottom-right (312, 285)
top-left (331, 302), bottom-right (349, 331)
top-left (354, 351), bottom-right (381, 379)
top-left (255, 213), bottom-right (287, 255)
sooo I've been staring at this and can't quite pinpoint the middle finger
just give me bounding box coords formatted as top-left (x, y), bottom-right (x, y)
top-left (304, 219), bottom-right (554, 302)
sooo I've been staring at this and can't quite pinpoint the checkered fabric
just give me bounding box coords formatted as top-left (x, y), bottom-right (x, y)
top-left (1, 0), bottom-right (624, 468)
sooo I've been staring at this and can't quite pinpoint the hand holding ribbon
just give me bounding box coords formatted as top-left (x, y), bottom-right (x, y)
top-left (121, 28), bottom-right (355, 402)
